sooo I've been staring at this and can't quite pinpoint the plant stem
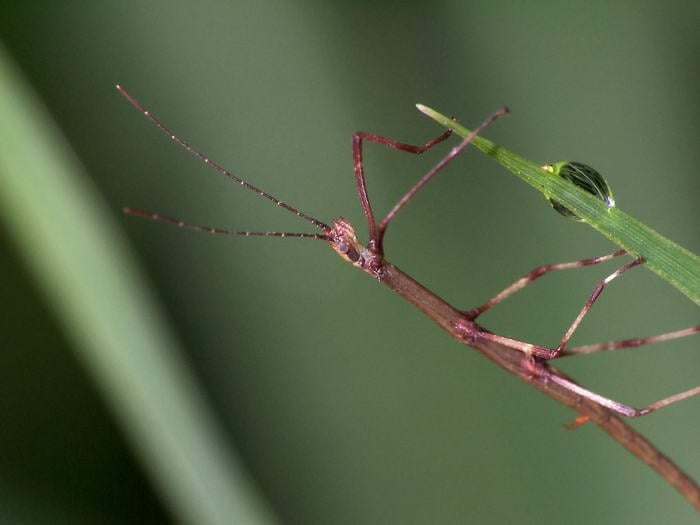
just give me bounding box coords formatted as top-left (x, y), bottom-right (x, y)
top-left (376, 260), bottom-right (700, 510)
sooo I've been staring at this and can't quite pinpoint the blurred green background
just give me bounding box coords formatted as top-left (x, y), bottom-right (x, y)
top-left (1, 2), bottom-right (699, 523)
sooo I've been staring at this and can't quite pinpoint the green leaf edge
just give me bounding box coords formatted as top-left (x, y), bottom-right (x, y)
top-left (0, 45), bottom-right (276, 524)
top-left (417, 104), bottom-right (700, 307)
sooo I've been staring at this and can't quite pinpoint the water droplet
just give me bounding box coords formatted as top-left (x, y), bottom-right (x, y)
top-left (544, 161), bottom-right (615, 221)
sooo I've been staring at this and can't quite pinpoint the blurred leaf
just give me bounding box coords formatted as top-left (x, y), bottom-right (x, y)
top-left (0, 44), bottom-right (276, 525)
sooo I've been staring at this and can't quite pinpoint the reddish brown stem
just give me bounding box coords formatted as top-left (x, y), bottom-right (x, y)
top-left (118, 85), bottom-right (700, 511)
top-left (332, 237), bottom-right (700, 503)
top-left (375, 260), bottom-right (700, 511)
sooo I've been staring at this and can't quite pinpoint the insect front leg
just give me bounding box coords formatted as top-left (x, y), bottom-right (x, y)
top-left (352, 127), bottom-right (453, 255)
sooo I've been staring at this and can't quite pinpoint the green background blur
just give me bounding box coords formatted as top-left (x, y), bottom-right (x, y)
top-left (1, 2), bottom-right (699, 523)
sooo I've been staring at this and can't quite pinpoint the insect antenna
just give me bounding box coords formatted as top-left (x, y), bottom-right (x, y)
top-left (116, 85), bottom-right (330, 234)
top-left (123, 207), bottom-right (328, 239)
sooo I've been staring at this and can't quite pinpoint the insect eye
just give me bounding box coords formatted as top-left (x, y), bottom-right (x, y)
top-left (336, 241), bottom-right (349, 253)
top-left (543, 161), bottom-right (615, 221)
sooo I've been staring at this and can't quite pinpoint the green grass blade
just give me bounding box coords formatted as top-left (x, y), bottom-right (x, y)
top-left (418, 104), bottom-right (700, 306)
top-left (0, 45), bottom-right (276, 524)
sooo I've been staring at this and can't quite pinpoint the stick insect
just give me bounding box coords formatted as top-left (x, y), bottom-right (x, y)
top-left (117, 85), bottom-right (700, 507)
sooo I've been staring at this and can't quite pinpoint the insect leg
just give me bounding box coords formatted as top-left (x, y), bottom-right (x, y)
top-left (549, 372), bottom-right (700, 418)
top-left (352, 127), bottom-right (453, 254)
top-left (562, 325), bottom-right (700, 356)
top-left (465, 249), bottom-right (627, 320)
top-left (552, 257), bottom-right (645, 355)
top-left (376, 108), bottom-right (509, 252)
